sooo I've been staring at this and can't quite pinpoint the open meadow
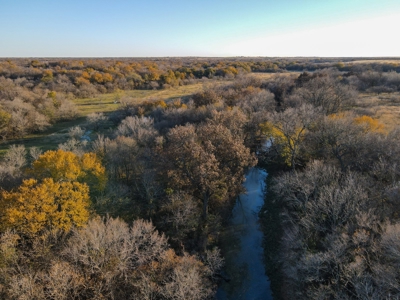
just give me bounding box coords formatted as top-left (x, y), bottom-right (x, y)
top-left (73, 80), bottom-right (230, 115)
top-left (354, 92), bottom-right (400, 131)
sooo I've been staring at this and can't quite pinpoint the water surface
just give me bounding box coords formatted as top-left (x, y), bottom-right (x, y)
top-left (216, 168), bottom-right (272, 300)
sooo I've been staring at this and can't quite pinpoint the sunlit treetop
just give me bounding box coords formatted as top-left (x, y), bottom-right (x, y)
top-left (30, 149), bottom-right (106, 191)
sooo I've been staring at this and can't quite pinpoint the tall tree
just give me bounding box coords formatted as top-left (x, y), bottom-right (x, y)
top-left (163, 123), bottom-right (256, 221)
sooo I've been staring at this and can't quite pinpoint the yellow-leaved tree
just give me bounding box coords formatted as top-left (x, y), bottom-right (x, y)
top-left (0, 150), bottom-right (106, 236)
top-left (30, 149), bottom-right (106, 192)
top-left (0, 178), bottom-right (89, 236)
top-left (353, 115), bottom-right (386, 134)
top-left (261, 104), bottom-right (318, 169)
top-left (329, 113), bottom-right (386, 134)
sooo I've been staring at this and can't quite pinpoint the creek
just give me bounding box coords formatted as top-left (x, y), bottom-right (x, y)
top-left (216, 168), bottom-right (273, 300)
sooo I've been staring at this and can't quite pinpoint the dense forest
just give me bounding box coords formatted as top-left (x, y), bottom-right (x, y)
top-left (1, 57), bottom-right (400, 299)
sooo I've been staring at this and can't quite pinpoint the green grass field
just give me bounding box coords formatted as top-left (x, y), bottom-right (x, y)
top-left (0, 117), bottom-right (88, 157)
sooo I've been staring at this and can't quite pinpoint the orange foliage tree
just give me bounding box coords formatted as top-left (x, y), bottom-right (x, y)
top-left (0, 178), bottom-right (89, 236)
top-left (0, 149), bottom-right (106, 236)
top-left (91, 72), bottom-right (104, 84)
top-left (75, 76), bottom-right (90, 86)
top-left (31, 149), bottom-right (106, 191)
top-left (102, 73), bottom-right (113, 83)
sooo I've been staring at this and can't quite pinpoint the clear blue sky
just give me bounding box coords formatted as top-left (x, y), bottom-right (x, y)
top-left (0, 0), bottom-right (399, 57)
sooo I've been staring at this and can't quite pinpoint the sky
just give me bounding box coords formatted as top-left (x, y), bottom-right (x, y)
top-left (0, 0), bottom-right (399, 57)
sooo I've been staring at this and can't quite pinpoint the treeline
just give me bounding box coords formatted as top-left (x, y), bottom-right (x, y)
top-left (1, 58), bottom-right (399, 98)
top-left (259, 70), bottom-right (400, 299)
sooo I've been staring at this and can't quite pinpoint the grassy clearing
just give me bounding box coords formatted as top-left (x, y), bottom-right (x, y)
top-left (375, 105), bottom-right (400, 131)
top-left (250, 72), bottom-right (301, 80)
top-left (0, 117), bottom-right (88, 157)
top-left (73, 80), bottom-right (230, 115)
top-left (354, 92), bottom-right (400, 131)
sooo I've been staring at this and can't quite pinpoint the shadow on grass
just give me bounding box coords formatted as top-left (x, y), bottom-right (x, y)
top-left (0, 117), bottom-right (88, 156)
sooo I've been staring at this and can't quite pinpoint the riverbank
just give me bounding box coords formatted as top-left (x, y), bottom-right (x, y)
top-left (259, 173), bottom-right (284, 300)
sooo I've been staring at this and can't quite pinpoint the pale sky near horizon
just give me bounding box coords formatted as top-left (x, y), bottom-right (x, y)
top-left (0, 0), bottom-right (399, 57)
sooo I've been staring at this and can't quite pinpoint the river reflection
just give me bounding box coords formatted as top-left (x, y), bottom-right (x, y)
top-left (216, 168), bottom-right (272, 300)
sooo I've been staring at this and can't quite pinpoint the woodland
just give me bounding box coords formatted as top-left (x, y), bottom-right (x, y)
top-left (0, 57), bottom-right (400, 299)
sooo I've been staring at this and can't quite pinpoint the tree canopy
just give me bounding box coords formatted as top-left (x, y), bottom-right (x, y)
top-left (31, 149), bottom-right (106, 191)
top-left (0, 178), bottom-right (90, 236)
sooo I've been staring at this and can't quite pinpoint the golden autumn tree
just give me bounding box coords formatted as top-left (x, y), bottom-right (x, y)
top-left (261, 104), bottom-right (319, 169)
top-left (91, 72), bottom-right (104, 84)
top-left (0, 150), bottom-right (105, 236)
top-left (0, 178), bottom-right (89, 236)
top-left (75, 76), bottom-right (90, 86)
top-left (41, 70), bottom-right (54, 83)
top-left (81, 71), bottom-right (91, 80)
top-left (261, 120), bottom-right (303, 167)
top-left (102, 73), bottom-right (113, 83)
top-left (30, 149), bottom-right (106, 192)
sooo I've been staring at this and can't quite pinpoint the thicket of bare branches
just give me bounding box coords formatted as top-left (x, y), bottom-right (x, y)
top-left (259, 70), bottom-right (400, 299)
top-left (0, 217), bottom-right (219, 299)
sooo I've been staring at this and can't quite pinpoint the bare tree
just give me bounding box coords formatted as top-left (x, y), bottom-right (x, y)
top-left (0, 145), bottom-right (27, 189)
top-left (86, 112), bottom-right (108, 131)
top-left (204, 248), bottom-right (224, 280)
top-left (63, 217), bottom-right (168, 298)
top-left (58, 138), bottom-right (88, 156)
top-left (56, 99), bottom-right (79, 120)
top-left (160, 191), bottom-right (201, 244)
top-left (162, 252), bottom-right (213, 300)
top-left (293, 73), bottom-right (356, 114)
top-left (44, 261), bottom-right (83, 300)
top-left (117, 115), bottom-right (158, 147)
top-left (68, 126), bottom-right (85, 140)
top-left (272, 161), bottom-right (386, 299)
top-left (28, 147), bottom-right (42, 162)
top-left (238, 89), bottom-right (276, 114)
